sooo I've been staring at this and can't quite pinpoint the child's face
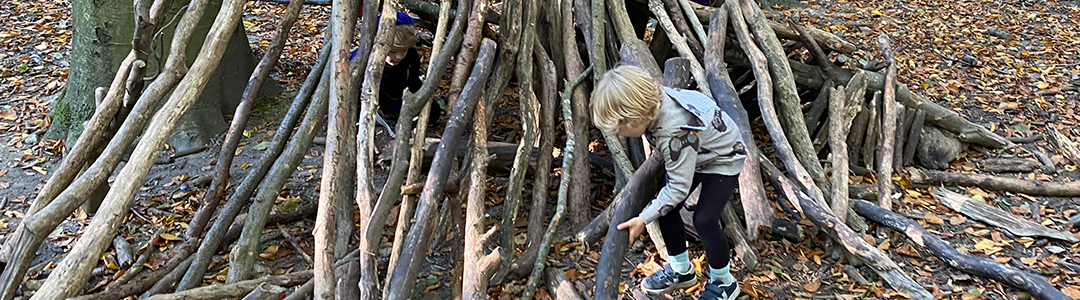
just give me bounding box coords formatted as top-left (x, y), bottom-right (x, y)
top-left (386, 48), bottom-right (408, 66)
top-left (617, 119), bottom-right (650, 137)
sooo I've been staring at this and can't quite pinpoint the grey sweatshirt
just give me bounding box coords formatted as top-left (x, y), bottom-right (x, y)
top-left (638, 87), bottom-right (747, 224)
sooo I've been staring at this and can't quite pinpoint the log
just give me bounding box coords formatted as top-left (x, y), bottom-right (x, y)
top-left (909, 167), bottom-right (1080, 198)
top-left (723, 46), bottom-right (1012, 149)
top-left (1046, 126), bottom-right (1080, 165)
top-left (932, 188), bottom-right (1077, 242)
top-left (463, 84), bottom-right (503, 299)
top-left (242, 283), bottom-right (287, 300)
top-left (759, 156), bottom-right (934, 300)
top-left (1008, 133), bottom-right (1043, 144)
top-left (704, 7), bottom-right (772, 240)
top-left (852, 199), bottom-right (1072, 300)
top-left (804, 79), bottom-right (833, 138)
top-left (546, 268), bottom-right (585, 300)
top-left (29, 0), bottom-right (250, 295)
top-left (903, 110), bottom-right (925, 166)
top-left (384, 38), bottom-right (497, 300)
top-left (828, 84), bottom-right (853, 224)
top-left (593, 157), bottom-right (663, 300)
top-left (188, 0), bottom-right (303, 238)
top-left (282, 279), bottom-right (315, 300)
top-left (876, 35), bottom-right (899, 212)
top-left (384, 0), bottom-right (447, 282)
top-left (976, 158), bottom-right (1041, 173)
top-left (146, 271), bottom-right (312, 300)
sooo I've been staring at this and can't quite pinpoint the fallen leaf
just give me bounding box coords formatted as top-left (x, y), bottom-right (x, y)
top-left (1021, 257), bottom-right (1037, 265)
top-left (240, 163), bottom-right (251, 170)
top-left (0, 169), bottom-right (7, 178)
top-left (877, 239), bottom-right (891, 250)
top-left (897, 244), bottom-right (921, 258)
top-left (804, 281), bottom-right (821, 293)
top-left (950, 215), bottom-right (967, 225)
top-left (924, 212), bottom-right (945, 225)
top-left (974, 239), bottom-right (996, 250)
top-left (159, 233), bottom-right (182, 241)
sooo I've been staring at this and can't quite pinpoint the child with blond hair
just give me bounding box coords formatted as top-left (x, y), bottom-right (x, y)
top-left (593, 65), bottom-right (746, 300)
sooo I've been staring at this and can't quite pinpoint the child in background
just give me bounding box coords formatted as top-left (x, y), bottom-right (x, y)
top-left (351, 11), bottom-right (437, 124)
top-left (592, 65), bottom-right (746, 300)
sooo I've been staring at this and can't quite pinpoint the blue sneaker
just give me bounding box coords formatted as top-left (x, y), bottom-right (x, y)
top-left (641, 264), bottom-right (698, 295)
top-left (698, 279), bottom-right (740, 300)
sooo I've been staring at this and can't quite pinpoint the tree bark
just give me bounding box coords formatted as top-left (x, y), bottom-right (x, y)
top-left (480, 0), bottom-right (521, 128)
top-left (894, 107), bottom-right (915, 168)
top-left (445, 0), bottom-right (489, 109)
top-left (704, 6), bottom-right (772, 240)
top-left (546, 268), bottom-right (585, 300)
top-left (188, 0), bottom-right (304, 239)
top-left (243, 283), bottom-right (287, 300)
top-left (30, 0), bottom-right (250, 295)
top-left (827, 83), bottom-right (856, 226)
top-left (903, 110), bottom-right (925, 166)
top-left (683, 2), bottom-right (857, 54)
top-left (1047, 126), bottom-right (1080, 165)
top-left (852, 199), bottom-right (1073, 300)
top-left (861, 91), bottom-right (880, 169)
top-left (522, 66), bottom-right (594, 300)
top-left (384, 39), bottom-right (497, 300)
top-left (932, 188), bottom-right (1078, 242)
top-left (759, 157), bottom-right (934, 300)
top-left (659, 0), bottom-right (704, 61)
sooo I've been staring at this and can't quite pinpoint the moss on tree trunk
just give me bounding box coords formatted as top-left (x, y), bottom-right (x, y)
top-left (48, 0), bottom-right (281, 153)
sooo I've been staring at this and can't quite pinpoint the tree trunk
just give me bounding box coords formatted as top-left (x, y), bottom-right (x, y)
top-left (565, 0), bottom-right (593, 232)
top-left (909, 167), bottom-right (1080, 197)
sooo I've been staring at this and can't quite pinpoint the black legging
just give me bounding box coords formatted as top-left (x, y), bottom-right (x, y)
top-left (656, 173), bottom-right (738, 269)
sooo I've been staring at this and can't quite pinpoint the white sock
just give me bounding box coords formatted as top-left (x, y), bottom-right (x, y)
top-left (710, 265), bottom-right (735, 285)
top-left (668, 252), bottom-right (692, 275)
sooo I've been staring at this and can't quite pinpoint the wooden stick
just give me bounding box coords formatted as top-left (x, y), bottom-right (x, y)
top-left (909, 167), bottom-right (1080, 197)
top-left (903, 110), bottom-right (925, 166)
top-left (384, 39), bottom-right (497, 300)
top-left (684, 2), bottom-right (857, 54)
top-left (565, 0), bottom-right (593, 232)
top-left (677, 0), bottom-right (707, 51)
top-left (876, 34), bottom-right (899, 212)
top-left (523, 66), bottom-right (594, 300)
top-left (894, 107), bottom-right (915, 168)
top-left (647, 0), bottom-right (711, 96)
top-left (704, 7), bottom-right (772, 240)
top-left (146, 271), bottom-right (313, 300)
top-left (759, 157), bottom-right (934, 300)
top-left (188, 0), bottom-right (303, 239)
top-left (852, 199), bottom-right (1073, 300)
top-left (463, 78), bottom-right (502, 299)
top-left (384, 0), bottom-right (454, 290)
top-left (546, 268), bottom-right (585, 300)
top-left (933, 188), bottom-right (1077, 242)
top-left (861, 91), bottom-right (881, 169)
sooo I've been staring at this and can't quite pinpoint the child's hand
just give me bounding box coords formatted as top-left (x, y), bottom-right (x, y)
top-left (616, 217), bottom-right (646, 245)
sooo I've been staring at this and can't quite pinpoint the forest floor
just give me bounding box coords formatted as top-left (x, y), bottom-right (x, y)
top-left (0, 0), bottom-right (1078, 299)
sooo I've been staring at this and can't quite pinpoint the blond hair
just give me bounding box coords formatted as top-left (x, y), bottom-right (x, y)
top-left (388, 25), bottom-right (418, 52)
top-left (590, 65), bottom-right (663, 133)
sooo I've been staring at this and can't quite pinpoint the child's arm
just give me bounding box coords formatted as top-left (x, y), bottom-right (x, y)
top-left (638, 130), bottom-right (700, 224)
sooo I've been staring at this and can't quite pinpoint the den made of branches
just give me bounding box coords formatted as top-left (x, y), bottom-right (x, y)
top-left (5, 0), bottom-right (1080, 297)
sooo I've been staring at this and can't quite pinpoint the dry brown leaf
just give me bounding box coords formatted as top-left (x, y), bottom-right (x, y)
top-left (804, 281), bottom-right (821, 293)
top-left (877, 239), bottom-right (891, 251)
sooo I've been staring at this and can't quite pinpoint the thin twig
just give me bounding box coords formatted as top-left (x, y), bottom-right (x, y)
top-left (278, 225), bottom-right (313, 265)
